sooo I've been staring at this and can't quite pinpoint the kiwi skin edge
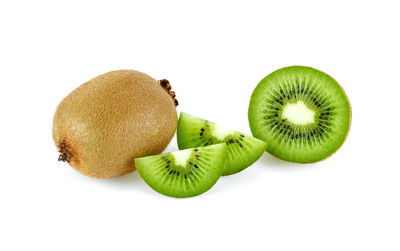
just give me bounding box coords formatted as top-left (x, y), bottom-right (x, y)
top-left (249, 66), bottom-right (352, 164)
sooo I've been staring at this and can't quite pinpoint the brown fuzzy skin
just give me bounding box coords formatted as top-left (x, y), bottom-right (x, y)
top-left (53, 70), bottom-right (178, 178)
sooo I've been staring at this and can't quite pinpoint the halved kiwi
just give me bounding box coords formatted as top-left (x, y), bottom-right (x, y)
top-left (135, 144), bottom-right (226, 198)
top-left (248, 66), bottom-right (351, 163)
top-left (177, 112), bottom-right (267, 176)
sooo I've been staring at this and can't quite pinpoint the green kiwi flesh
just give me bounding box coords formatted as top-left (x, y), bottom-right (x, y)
top-left (177, 112), bottom-right (267, 176)
top-left (248, 66), bottom-right (351, 163)
top-left (135, 144), bottom-right (227, 198)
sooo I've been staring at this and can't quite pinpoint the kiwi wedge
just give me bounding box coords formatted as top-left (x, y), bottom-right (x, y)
top-left (135, 144), bottom-right (227, 198)
top-left (248, 66), bottom-right (351, 163)
top-left (177, 112), bottom-right (267, 176)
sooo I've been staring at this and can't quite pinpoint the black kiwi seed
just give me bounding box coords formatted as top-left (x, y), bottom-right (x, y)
top-left (235, 139), bottom-right (240, 144)
top-left (194, 149), bottom-right (199, 152)
top-left (200, 132), bottom-right (203, 136)
top-left (194, 164), bottom-right (199, 168)
top-left (165, 165), bottom-right (169, 168)
top-left (200, 128), bottom-right (205, 132)
top-left (177, 171), bottom-right (180, 176)
top-left (184, 174), bottom-right (187, 179)
top-left (169, 170), bottom-right (173, 174)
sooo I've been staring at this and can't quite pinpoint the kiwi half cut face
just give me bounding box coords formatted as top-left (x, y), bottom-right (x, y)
top-left (177, 112), bottom-right (267, 175)
top-left (248, 66), bottom-right (351, 163)
top-left (135, 144), bottom-right (226, 198)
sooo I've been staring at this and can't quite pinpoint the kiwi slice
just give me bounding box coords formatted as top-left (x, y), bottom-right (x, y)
top-left (248, 66), bottom-right (351, 163)
top-left (135, 144), bottom-right (226, 198)
top-left (177, 112), bottom-right (267, 176)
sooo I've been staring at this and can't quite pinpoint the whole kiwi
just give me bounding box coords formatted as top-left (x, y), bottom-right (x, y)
top-left (53, 70), bottom-right (178, 178)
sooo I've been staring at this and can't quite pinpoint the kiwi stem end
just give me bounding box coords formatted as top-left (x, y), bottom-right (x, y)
top-left (159, 79), bottom-right (179, 106)
top-left (58, 140), bottom-right (72, 163)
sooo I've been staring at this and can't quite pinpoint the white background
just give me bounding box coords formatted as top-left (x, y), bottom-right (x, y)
top-left (1, 1), bottom-right (399, 250)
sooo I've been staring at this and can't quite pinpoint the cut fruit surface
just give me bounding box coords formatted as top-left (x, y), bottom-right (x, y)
top-left (135, 144), bottom-right (226, 198)
top-left (177, 112), bottom-right (267, 175)
top-left (248, 66), bottom-right (351, 163)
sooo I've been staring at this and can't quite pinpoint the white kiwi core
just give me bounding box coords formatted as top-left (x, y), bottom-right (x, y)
top-left (282, 101), bottom-right (315, 125)
top-left (172, 149), bottom-right (192, 167)
top-left (211, 124), bottom-right (236, 140)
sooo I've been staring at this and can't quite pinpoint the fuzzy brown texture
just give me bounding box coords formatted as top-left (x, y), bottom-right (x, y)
top-left (53, 70), bottom-right (178, 178)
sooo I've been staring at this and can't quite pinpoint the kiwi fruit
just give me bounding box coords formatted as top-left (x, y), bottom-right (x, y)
top-left (177, 112), bottom-right (267, 175)
top-left (53, 70), bottom-right (178, 178)
top-left (135, 144), bottom-right (227, 198)
top-left (248, 66), bottom-right (351, 163)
